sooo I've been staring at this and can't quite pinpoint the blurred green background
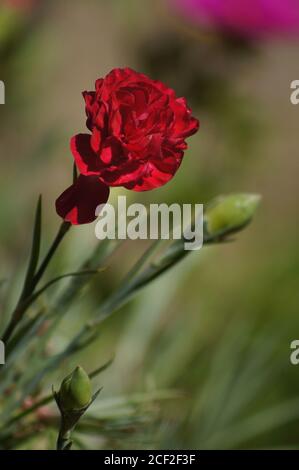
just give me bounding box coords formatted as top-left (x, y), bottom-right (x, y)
top-left (1, 0), bottom-right (299, 450)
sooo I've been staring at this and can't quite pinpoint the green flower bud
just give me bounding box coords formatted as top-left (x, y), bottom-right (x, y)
top-left (205, 193), bottom-right (261, 236)
top-left (59, 366), bottom-right (92, 411)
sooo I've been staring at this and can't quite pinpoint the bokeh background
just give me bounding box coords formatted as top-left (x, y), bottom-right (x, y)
top-left (1, 0), bottom-right (299, 449)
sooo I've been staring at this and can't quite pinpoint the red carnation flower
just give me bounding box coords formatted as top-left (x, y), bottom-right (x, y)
top-left (56, 68), bottom-right (199, 225)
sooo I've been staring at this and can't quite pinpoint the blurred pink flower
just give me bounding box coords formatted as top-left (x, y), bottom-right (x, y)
top-left (171, 0), bottom-right (299, 39)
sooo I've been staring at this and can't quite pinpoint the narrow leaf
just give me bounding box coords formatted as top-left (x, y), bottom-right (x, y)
top-left (20, 195), bottom-right (42, 300)
top-left (22, 269), bottom-right (101, 313)
top-left (90, 357), bottom-right (114, 380)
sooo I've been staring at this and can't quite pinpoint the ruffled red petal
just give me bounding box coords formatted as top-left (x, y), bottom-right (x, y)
top-left (70, 134), bottom-right (101, 176)
top-left (55, 175), bottom-right (110, 225)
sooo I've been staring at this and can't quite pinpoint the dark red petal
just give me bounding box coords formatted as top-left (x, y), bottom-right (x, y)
top-left (71, 134), bottom-right (101, 176)
top-left (100, 149), bottom-right (182, 191)
top-left (82, 91), bottom-right (96, 130)
top-left (99, 136), bottom-right (123, 166)
top-left (55, 175), bottom-right (110, 225)
top-left (122, 157), bottom-right (182, 191)
top-left (170, 99), bottom-right (200, 138)
top-left (95, 78), bottom-right (104, 93)
top-left (90, 128), bottom-right (102, 153)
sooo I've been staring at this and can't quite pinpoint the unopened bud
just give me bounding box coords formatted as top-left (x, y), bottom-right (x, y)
top-left (205, 193), bottom-right (261, 236)
top-left (59, 366), bottom-right (92, 411)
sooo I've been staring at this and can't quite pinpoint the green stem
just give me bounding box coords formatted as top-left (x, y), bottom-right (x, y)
top-left (0, 233), bottom-right (219, 430)
top-left (16, 235), bottom-right (215, 396)
top-left (57, 426), bottom-right (72, 450)
top-left (2, 222), bottom-right (70, 344)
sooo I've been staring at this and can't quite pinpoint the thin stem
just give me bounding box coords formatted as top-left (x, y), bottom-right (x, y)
top-left (17, 269), bottom-right (99, 318)
top-left (57, 427), bottom-right (72, 450)
top-left (2, 222), bottom-right (71, 344)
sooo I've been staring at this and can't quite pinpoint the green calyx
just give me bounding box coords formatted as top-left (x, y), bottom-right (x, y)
top-left (205, 193), bottom-right (261, 236)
